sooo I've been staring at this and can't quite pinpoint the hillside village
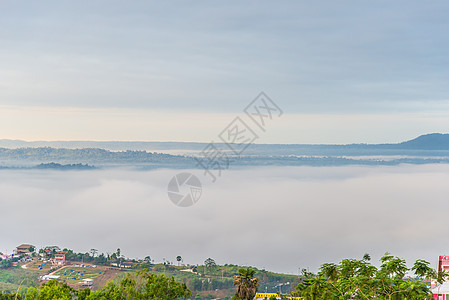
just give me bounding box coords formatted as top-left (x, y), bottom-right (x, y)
top-left (1, 245), bottom-right (446, 299)
top-left (0, 243), bottom-right (298, 299)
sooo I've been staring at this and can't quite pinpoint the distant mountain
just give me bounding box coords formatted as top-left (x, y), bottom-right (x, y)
top-left (395, 133), bottom-right (449, 150)
top-left (1, 134), bottom-right (449, 168)
top-left (0, 133), bottom-right (448, 158)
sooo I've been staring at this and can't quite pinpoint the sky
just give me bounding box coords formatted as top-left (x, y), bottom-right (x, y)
top-left (1, 1), bottom-right (449, 143)
top-left (1, 165), bottom-right (447, 274)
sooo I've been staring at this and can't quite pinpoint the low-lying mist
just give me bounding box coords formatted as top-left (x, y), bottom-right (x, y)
top-left (0, 164), bottom-right (447, 274)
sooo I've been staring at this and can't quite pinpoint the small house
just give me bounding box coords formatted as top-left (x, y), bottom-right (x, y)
top-left (82, 279), bottom-right (93, 287)
top-left (0, 254), bottom-right (11, 260)
top-left (54, 252), bottom-right (66, 265)
top-left (14, 244), bottom-right (35, 255)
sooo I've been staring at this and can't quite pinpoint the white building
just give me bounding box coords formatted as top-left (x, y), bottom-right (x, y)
top-left (82, 279), bottom-right (93, 287)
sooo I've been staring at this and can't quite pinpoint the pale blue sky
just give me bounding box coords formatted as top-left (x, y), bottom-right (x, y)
top-left (1, 1), bottom-right (449, 142)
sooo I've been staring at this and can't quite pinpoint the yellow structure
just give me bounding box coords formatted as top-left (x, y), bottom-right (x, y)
top-left (254, 293), bottom-right (303, 300)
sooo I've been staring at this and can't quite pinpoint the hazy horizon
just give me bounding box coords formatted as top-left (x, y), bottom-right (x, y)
top-left (0, 131), bottom-right (445, 145)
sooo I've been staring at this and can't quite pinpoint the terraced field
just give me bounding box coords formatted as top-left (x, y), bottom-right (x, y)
top-left (53, 266), bottom-right (105, 284)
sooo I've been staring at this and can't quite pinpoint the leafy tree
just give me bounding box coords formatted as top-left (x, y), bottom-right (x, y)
top-left (204, 258), bottom-right (216, 268)
top-left (0, 291), bottom-right (22, 300)
top-left (232, 268), bottom-right (259, 300)
top-left (294, 253), bottom-right (436, 300)
top-left (24, 280), bottom-right (76, 300)
top-left (176, 256), bottom-right (182, 266)
top-left (96, 253), bottom-right (107, 264)
top-left (86, 270), bottom-right (190, 299)
top-left (144, 256), bottom-right (151, 264)
top-left (192, 278), bottom-right (203, 291)
top-left (77, 288), bottom-right (91, 300)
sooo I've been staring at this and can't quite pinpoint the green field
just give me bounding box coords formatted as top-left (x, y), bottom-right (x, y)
top-left (53, 267), bottom-right (105, 284)
top-left (23, 260), bottom-right (54, 271)
top-left (0, 268), bottom-right (46, 292)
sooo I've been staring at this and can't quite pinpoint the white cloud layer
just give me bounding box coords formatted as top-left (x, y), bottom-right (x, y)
top-left (0, 164), bottom-right (448, 274)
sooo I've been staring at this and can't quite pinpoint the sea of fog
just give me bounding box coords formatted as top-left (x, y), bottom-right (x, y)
top-left (0, 164), bottom-right (448, 274)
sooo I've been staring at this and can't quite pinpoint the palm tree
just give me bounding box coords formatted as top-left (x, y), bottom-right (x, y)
top-left (90, 248), bottom-right (98, 257)
top-left (176, 255), bottom-right (182, 266)
top-left (362, 253), bottom-right (371, 262)
top-left (233, 268), bottom-right (259, 300)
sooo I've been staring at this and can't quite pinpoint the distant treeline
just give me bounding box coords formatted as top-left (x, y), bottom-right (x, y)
top-left (0, 147), bottom-right (193, 166)
top-left (1, 147), bottom-right (449, 168)
top-left (34, 163), bottom-right (95, 170)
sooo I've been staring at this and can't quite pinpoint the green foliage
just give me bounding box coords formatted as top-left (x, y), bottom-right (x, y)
top-left (0, 269), bottom-right (37, 287)
top-left (2, 254), bottom-right (436, 300)
top-left (293, 253), bottom-right (437, 300)
top-left (204, 258), bottom-right (216, 268)
top-left (0, 148), bottom-right (192, 166)
top-left (0, 291), bottom-right (22, 300)
top-left (24, 280), bottom-right (76, 300)
top-left (232, 268), bottom-right (259, 300)
top-left (61, 249), bottom-right (108, 265)
top-left (77, 288), bottom-right (91, 300)
top-left (86, 270), bottom-right (191, 300)
top-left (190, 277), bottom-right (233, 292)
top-left (0, 256), bottom-right (21, 270)
top-left (4, 271), bottom-right (191, 300)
